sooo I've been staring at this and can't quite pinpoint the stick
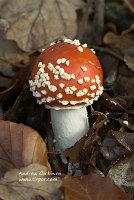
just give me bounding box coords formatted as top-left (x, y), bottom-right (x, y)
top-left (93, 0), bottom-right (105, 44)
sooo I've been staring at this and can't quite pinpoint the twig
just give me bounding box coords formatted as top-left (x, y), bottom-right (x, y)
top-left (93, 0), bottom-right (105, 44)
top-left (122, 23), bottom-right (134, 34)
top-left (77, 0), bottom-right (94, 41)
top-left (123, 0), bottom-right (134, 14)
top-left (0, 79), bottom-right (18, 95)
top-left (91, 45), bottom-right (124, 62)
top-left (5, 83), bottom-right (29, 120)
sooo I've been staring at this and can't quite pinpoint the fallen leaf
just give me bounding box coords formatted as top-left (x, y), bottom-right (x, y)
top-left (112, 131), bottom-right (134, 152)
top-left (0, 120), bottom-right (50, 178)
top-left (116, 34), bottom-right (134, 55)
top-left (0, 61), bottom-right (15, 77)
top-left (79, 131), bottom-right (100, 172)
top-left (113, 74), bottom-right (134, 96)
top-left (67, 0), bottom-right (85, 9)
top-left (91, 109), bottom-right (108, 129)
top-left (118, 64), bottom-right (134, 78)
top-left (118, 119), bottom-right (134, 131)
top-left (100, 130), bottom-right (128, 161)
top-left (0, 163), bottom-right (62, 200)
top-left (0, 30), bottom-right (29, 66)
top-left (105, 22), bottom-right (117, 33)
top-left (0, 0), bottom-right (84, 52)
top-left (105, 2), bottom-right (133, 31)
top-left (64, 111), bottom-right (106, 164)
top-left (103, 32), bottom-right (120, 45)
top-left (103, 32), bottom-right (134, 57)
top-left (61, 173), bottom-right (132, 200)
top-left (124, 47), bottom-right (134, 72)
top-left (108, 155), bottom-right (134, 195)
top-left (64, 136), bottom-right (86, 163)
top-left (0, 75), bottom-right (12, 89)
top-left (101, 93), bottom-right (128, 111)
top-left (100, 52), bottom-right (119, 88)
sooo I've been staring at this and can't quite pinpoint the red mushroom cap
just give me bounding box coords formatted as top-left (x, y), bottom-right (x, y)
top-left (29, 39), bottom-right (103, 109)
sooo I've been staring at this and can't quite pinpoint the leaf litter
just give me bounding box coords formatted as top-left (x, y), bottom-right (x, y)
top-left (0, 0), bottom-right (134, 199)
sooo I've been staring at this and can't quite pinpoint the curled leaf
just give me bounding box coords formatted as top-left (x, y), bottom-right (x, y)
top-left (0, 120), bottom-right (50, 178)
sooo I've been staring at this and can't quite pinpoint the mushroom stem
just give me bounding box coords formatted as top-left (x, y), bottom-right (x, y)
top-left (50, 107), bottom-right (89, 151)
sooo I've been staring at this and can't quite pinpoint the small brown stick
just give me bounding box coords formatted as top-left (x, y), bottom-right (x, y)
top-left (5, 82), bottom-right (29, 120)
top-left (93, 0), bottom-right (105, 44)
top-left (77, 0), bottom-right (94, 41)
top-left (91, 45), bottom-right (124, 62)
top-left (123, 0), bottom-right (134, 14)
top-left (122, 23), bottom-right (134, 34)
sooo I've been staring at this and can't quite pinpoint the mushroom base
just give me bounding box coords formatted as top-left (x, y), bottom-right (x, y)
top-left (50, 107), bottom-right (89, 151)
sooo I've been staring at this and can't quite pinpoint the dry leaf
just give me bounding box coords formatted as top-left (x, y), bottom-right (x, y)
top-left (0, 120), bottom-right (50, 178)
top-left (100, 52), bottom-right (119, 88)
top-left (103, 32), bottom-right (120, 45)
top-left (113, 74), bottom-right (134, 96)
top-left (112, 130), bottom-right (134, 152)
top-left (0, 61), bottom-right (15, 77)
top-left (64, 135), bottom-right (87, 163)
top-left (64, 114), bottom-right (105, 164)
top-left (67, 0), bottom-right (85, 9)
top-left (0, 30), bottom-right (29, 66)
top-left (100, 130), bottom-right (129, 161)
top-left (61, 173), bottom-right (132, 200)
top-left (0, 75), bottom-right (12, 89)
top-left (117, 34), bottom-right (134, 55)
top-left (124, 47), bottom-right (134, 72)
top-left (101, 93), bottom-right (128, 111)
top-left (118, 119), bottom-right (134, 131)
top-left (108, 155), bottom-right (134, 194)
top-left (0, 0), bottom-right (84, 52)
top-left (0, 163), bottom-right (62, 200)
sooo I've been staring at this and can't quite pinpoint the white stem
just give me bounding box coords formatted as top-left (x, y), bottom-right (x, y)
top-left (50, 107), bottom-right (89, 151)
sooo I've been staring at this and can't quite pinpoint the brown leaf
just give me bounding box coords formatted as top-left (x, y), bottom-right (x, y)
top-left (118, 64), bottom-right (134, 77)
top-left (112, 131), bottom-right (134, 152)
top-left (124, 47), bottom-right (134, 72)
top-left (0, 61), bottom-right (15, 77)
top-left (108, 155), bottom-right (134, 195)
top-left (100, 52), bottom-right (119, 88)
top-left (61, 173), bottom-right (132, 200)
top-left (0, 120), bottom-right (50, 178)
top-left (100, 130), bottom-right (128, 161)
top-left (64, 111), bottom-right (106, 164)
top-left (103, 32), bottom-right (134, 57)
top-left (103, 32), bottom-right (120, 45)
top-left (0, 75), bottom-right (12, 89)
top-left (0, 0), bottom-right (84, 52)
top-left (0, 163), bottom-right (62, 200)
top-left (0, 30), bottom-right (29, 66)
top-left (113, 74), bottom-right (134, 96)
top-left (67, 0), bottom-right (85, 9)
top-left (118, 119), bottom-right (134, 131)
top-left (101, 93), bottom-right (128, 111)
top-left (64, 135), bottom-right (87, 163)
top-left (117, 34), bottom-right (134, 55)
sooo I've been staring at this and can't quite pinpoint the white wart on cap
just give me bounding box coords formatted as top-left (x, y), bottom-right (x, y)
top-left (29, 38), bottom-right (103, 109)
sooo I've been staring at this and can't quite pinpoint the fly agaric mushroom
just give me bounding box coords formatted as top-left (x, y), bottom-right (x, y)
top-left (29, 39), bottom-right (103, 151)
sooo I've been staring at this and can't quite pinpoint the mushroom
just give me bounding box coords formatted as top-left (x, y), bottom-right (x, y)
top-left (29, 39), bottom-right (103, 151)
